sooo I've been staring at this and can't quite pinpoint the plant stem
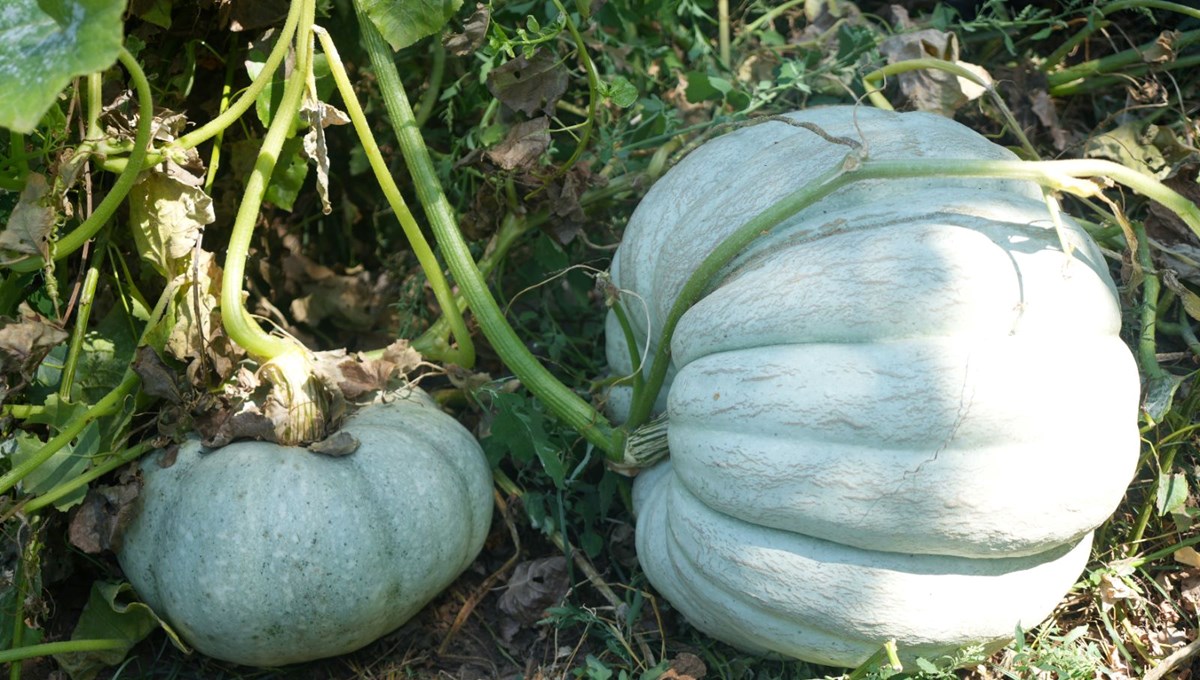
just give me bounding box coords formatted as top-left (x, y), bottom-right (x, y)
top-left (1044, 0), bottom-right (1200, 71)
top-left (1046, 28), bottom-right (1200, 90)
top-left (8, 49), bottom-right (153, 273)
top-left (355, 2), bottom-right (623, 459)
top-left (8, 520), bottom-right (37, 680)
top-left (410, 210), bottom-right (540, 359)
top-left (1050, 53), bottom-right (1200, 97)
top-left (16, 442), bottom-right (152, 517)
top-left (221, 0), bottom-right (315, 363)
top-left (314, 26), bottom-right (475, 367)
top-left (0, 640), bottom-right (127, 665)
top-left (86, 73), bottom-right (103, 141)
top-left (0, 369), bottom-right (139, 496)
top-left (1133, 221), bottom-right (1170, 383)
top-left (58, 231), bottom-right (109, 400)
top-left (608, 298), bottom-right (644, 395)
top-left (717, 0), bottom-right (731, 67)
top-left (414, 40), bottom-right (446, 129)
top-left (204, 49), bottom-right (240, 192)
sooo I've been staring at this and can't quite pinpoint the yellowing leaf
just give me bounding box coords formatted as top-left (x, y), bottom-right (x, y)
top-left (128, 170), bottom-right (214, 277)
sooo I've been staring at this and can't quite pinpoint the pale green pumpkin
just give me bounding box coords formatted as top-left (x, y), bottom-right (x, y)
top-left (117, 388), bottom-right (492, 667)
top-left (607, 106), bottom-right (1139, 666)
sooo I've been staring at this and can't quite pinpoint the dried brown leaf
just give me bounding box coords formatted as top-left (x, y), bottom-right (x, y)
top-left (307, 431), bottom-right (360, 457)
top-left (69, 479), bottom-right (142, 554)
top-left (498, 556), bottom-right (569, 625)
top-left (195, 404), bottom-right (278, 448)
top-left (128, 170), bottom-right (214, 277)
top-left (444, 4), bottom-right (490, 56)
top-left (167, 249), bottom-right (244, 384)
top-left (878, 30), bottom-right (969, 116)
top-left (487, 117), bottom-right (551, 171)
top-left (132, 346), bottom-right (183, 404)
top-left (381, 339), bottom-right (423, 376)
top-left (0, 303), bottom-right (68, 386)
top-left (487, 50), bottom-right (570, 116)
top-left (0, 173), bottom-right (56, 264)
top-left (1099, 572), bottom-right (1140, 611)
top-left (300, 96), bottom-right (351, 216)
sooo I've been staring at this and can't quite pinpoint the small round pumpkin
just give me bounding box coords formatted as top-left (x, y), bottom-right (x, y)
top-left (117, 388), bottom-right (492, 667)
top-left (606, 106), bottom-right (1139, 666)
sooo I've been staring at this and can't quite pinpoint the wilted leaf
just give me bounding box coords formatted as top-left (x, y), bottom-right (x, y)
top-left (0, 0), bottom-right (125, 133)
top-left (498, 556), bottom-right (569, 625)
top-left (68, 478), bottom-right (141, 554)
top-left (487, 50), bottom-right (570, 116)
top-left (358, 0), bottom-right (463, 52)
top-left (128, 170), bottom-right (214, 277)
top-left (487, 117), bottom-right (551, 171)
top-left (0, 173), bottom-right (56, 264)
top-left (287, 262), bottom-right (382, 331)
top-left (54, 581), bottom-right (189, 680)
top-left (1029, 89), bottom-right (1068, 151)
top-left (443, 4), bottom-right (490, 56)
top-left (878, 30), bottom-right (979, 117)
top-left (311, 345), bottom-right (419, 401)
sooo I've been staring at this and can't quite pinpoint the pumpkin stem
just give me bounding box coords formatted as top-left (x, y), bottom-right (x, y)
top-left (258, 349), bottom-right (331, 447)
top-left (609, 413), bottom-right (670, 476)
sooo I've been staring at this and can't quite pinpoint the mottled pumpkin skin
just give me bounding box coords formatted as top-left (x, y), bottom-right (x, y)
top-left (606, 107), bottom-right (1139, 666)
top-left (117, 389), bottom-right (492, 667)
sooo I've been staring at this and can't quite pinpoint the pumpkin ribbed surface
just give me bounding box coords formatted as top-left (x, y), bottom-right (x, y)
top-left (607, 106), bottom-right (1139, 665)
top-left (117, 389), bottom-right (493, 667)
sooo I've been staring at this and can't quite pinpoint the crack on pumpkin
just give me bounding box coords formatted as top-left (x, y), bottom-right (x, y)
top-left (853, 352), bottom-right (976, 531)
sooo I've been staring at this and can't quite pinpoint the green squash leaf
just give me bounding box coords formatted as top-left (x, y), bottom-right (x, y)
top-left (54, 581), bottom-right (190, 680)
top-left (1157, 472), bottom-right (1189, 517)
top-left (0, 0), bottom-right (126, 133)
top-left (8, 421), bottom-right (99, 509)
top-left (357, 0), bottom-right (463, 52)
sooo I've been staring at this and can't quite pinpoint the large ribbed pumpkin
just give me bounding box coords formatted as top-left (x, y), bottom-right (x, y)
top-left (605, 107), bottom-right (1139, 666)
top-left (117, 388), bottom-right (493, 667)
